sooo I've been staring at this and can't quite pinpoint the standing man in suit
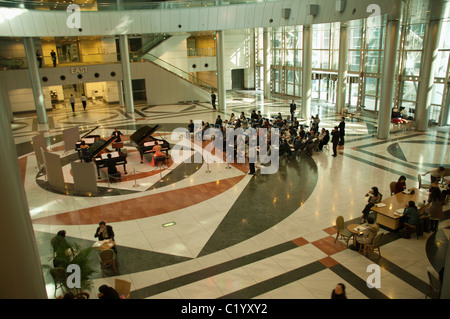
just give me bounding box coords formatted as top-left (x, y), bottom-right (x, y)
top-left (111, 128), bottom-right (123, 151)
top-left (338, 117), bottom-right (346, 145)
top-left (36, 50), bottom-right (43, 68)
top-left (289, 100), bottom-right (296, 122)
top-left (211, 91), bottom-right (217, 110)
top-left (69, 94), bottom-right (75, 112)
top-left (51, 49), bottom-right (57, 67)
top-left (331, 126), bottom-right (340, 157)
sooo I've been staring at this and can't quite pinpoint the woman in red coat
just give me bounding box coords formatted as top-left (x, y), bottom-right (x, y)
top-left (149, 144), bottom-right (165, 167)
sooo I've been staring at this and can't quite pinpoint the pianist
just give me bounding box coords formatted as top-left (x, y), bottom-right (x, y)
top-left (106, 153), bottom-right (121, 182)
top-left (79, 140), bottom-right (91, 162)
top-left (149, 144), bottom-right (166, 167)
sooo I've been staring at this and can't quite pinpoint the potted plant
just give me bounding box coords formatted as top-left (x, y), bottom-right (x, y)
top-left (43, 241), bottom-right (96, 299)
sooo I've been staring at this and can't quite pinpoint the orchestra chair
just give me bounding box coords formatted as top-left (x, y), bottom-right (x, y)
top-left (99, 249), bottom-right (117, 277)
top-left (389, 182), bottom-right (397, 195)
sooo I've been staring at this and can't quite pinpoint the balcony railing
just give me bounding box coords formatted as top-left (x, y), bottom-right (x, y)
top-left (0, 0), bottom-right (280, 11)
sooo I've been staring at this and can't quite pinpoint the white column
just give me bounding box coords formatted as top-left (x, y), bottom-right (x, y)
top-left (301, 25), bottom-right (312, 121)
top-left (376, 0), bottom-right (402, 139)
top-left (117, 80), bottom-right (125, 107)
top-left (336, 23), bottom-right (348, 114)
top-left (119, 35), bottom-right (134, 113)
top-left (0, 89), bottom-right (47, 299)
top-left (23, 37), bottom-right (47, 124)
top-left (415, 1), bottom-right (445, 131)
top-left (263, 28), bottom-right (271, 99)
top-left (216, 30), bottom-right (226, 112)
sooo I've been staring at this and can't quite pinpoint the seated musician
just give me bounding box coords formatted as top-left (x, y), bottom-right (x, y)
top-left (149, 144), bottom-right (166, 167)
top-left (106, 153), bottom-right (121, 181)
top-left (79, 140), bottom-right (91, 162)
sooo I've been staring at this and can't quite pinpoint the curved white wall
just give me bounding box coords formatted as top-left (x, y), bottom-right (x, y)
top-left (0, 0), bottom-right (394, 37)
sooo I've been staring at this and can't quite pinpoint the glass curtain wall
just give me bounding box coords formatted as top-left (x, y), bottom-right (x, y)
top-left (258, 14), bottom-right (449, 126)
top-left (270, 26), bottom-right (303, 97)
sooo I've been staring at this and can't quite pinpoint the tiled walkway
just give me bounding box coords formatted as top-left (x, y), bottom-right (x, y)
top-left (14, 91), bottom-right (449, 299)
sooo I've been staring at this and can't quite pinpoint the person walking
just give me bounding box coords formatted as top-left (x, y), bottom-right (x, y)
top-left (51, 50), bottom-right (57, 67)
top-left (69, 94), bottom-right (75, 112)
top-left (80, 94), bottom-right (87, 111)
top-left (331, 126), bottom-right (339, 157)
top-left (211, 91), bottom-right (217, 110)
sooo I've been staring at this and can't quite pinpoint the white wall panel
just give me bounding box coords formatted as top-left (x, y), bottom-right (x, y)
top-left (216, 6), bottom-right (228, 31)
top-left (207, 7), bottom-right (219, 31)
top-left (189, 8), bottom-right (200, 32)
top-left (149, 11), bottom-right (161, 33)
top-left (160, 11), bottom-right (171, 33)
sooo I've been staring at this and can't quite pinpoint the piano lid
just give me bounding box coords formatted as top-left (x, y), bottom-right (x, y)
top-left (129, 125), bottom-right (161, 145)
top-left (88, 136), bottom-right (117, 158)
top-left (81, 125), bottom-right (100, 139)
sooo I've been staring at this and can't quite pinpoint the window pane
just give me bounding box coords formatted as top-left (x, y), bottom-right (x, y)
top-left (404, 51), bottom-right (422, 76)
top-left (364, 96), bottom-right (376, 111)
top-left (365, 77), bottom-right (378, 96)
top-left (402, 81), bottom-right (419, 101)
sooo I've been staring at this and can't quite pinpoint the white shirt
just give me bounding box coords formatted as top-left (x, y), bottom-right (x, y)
top-left (80, 96), bottom-right (87, 102)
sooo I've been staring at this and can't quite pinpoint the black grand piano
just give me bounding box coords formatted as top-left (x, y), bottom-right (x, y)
top-left (86, 136), bottom-right (128, 179)
top-left (75, 126), bottom-right (101, 152)
top-left (129, 125), bottom-right (170, 163)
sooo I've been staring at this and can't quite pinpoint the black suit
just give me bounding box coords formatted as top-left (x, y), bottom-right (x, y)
top-left (338, 121), bottom-right (345, 145)
top-left (331, 130), bottom-right (340, 156)
top-left (290, 103), bottom-right (296, 120)
top-left (211, 93), bottom-right (217, 110)
top-left (95, 225), bottom-right (117, 253)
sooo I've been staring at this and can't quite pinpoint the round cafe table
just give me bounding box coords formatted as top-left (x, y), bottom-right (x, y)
top-left (347, 224), bottom-right (365, 246)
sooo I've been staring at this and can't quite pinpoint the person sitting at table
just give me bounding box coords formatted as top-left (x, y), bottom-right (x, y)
top-left (394, 175), bottom-right (407, 194)
top-left (354, 216), bottom-right (379, 252)
top-left (95, 221), bottom-right (117, 254)
top-left (51, 230), bottom-right (71, 267)
top-left (400, 201), bottom-right (420, 229)
top-left (229, 113), bottom-right (235, 123)
top-left (149, 144), bottom-right (166, 167)
top-left (361, 187), bottom-right (382, 223)
top-left (422, 166), bottom-right (446, 184)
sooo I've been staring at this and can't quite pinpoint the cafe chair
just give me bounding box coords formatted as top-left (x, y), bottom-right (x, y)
top-left (334, 216), bottom-right (354, 248)
top-left (115, 278), bottom-right (132, 299)
top-left (359, 233), bottom-right (384, 259)
top-left (49, 267), bottom-right (67, 298)
top-left (389, 182), bottom-right (397, 195)
top-left (99, 249), bottom-right (118, 277)
top-left (418, 174), bottom-right (432, 190)
top-left (404, 220), bottom-right (423, 239)
top-left (425, 267), bottom-right (441, 299)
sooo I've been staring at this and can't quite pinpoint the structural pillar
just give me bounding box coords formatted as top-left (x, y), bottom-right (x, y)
top-left (117, 80), bottom-right (125, 107)
top-left (23, 37), bottom-right (47, 124)
top-left (216, 30), bottom-right (226, 112)
top-left (0, 89), bottom-right (47, 299)
top-left (263, 28), bottom-right (271, 99)
top-left (415, 0), bottom-right (445, 131)
top-left (336, 23), bottom-right (348, 114)
top-left (376, 0), bottom-right (402, 139)
top-left (301, 25), bottom-right (312, 121)
top-left (119, 35), bottom-right (134, 113)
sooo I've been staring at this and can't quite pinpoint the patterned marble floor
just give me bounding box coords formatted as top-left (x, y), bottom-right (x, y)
top-left (14, 90), bottom-right (450, 299)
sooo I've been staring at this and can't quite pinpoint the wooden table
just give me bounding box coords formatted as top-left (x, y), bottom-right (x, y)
top-left (92, 240), bottom-right (115, 251)
top-left (370, 187), bottom-right (429, 230)
top-left (347, 223), bottom-right (366, 246)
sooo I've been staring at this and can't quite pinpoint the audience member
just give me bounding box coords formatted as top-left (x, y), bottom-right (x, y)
top-left (331, 283), bottom-right (347, 299)
top-left (394, 176), bottom-right (407, 194)
top-left (98, 285), bottom-right (120, 299)
top-left (354, 216), bottom-right (379, 251)
top-left (361, 187), bottom-right (382, 223)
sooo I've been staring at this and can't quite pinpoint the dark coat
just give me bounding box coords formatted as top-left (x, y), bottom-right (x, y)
top-left (95, 225), bottom-right (115, 241)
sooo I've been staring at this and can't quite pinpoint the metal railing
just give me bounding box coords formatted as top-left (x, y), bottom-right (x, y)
top-left (0, 0), bottom-right (281, 11)
top-left (142, 53), bottom-right (217, 92)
